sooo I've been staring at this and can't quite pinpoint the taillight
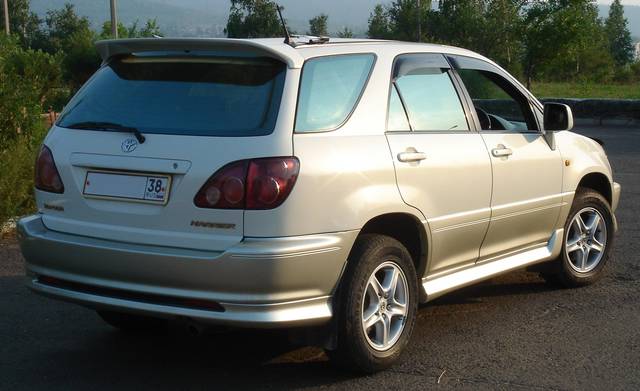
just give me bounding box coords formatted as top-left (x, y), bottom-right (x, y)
top-left (34, 145), bottom-right (64, 193)
top-left (194, 157), bottom-right (299, 210)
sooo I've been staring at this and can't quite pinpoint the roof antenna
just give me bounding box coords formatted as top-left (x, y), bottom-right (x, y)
top-left (276, 4), bottom-right (294, 47)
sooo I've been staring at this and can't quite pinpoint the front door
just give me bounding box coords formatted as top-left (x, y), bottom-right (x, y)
top-left (451, 57), bottom-right (563, 260)
top-left (385, 54), bottom-right (493, 275)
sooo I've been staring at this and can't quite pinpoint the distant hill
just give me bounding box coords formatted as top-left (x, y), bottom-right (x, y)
top-left (29, 0), bottom-right (376, 37)
top-left (30, 1), bottom-right (640, 40)
top-left (30, 0), bottom-right (228, 37)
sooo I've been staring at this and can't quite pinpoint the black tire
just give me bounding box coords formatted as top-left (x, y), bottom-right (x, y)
top-left (97, 310), bottom-right (167, 332)
top-left (327, 234), bottom-right (418, 373)
top-left (541, 187), bottom-right (615, 288)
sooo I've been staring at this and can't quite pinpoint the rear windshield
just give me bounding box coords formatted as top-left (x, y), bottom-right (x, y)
top-left (57, 55), bottom-right (286, 137)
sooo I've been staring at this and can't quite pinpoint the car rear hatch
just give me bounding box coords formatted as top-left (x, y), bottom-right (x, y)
top-left (39, 41), bottom-right (297, 252)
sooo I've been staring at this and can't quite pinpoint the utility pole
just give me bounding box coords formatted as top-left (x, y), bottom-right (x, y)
top-left (416, 0), bottom-right (421, 42)
top-left (110, 0), bottom-right (118, 38)
top-left (3, 0), bottom-right (9, 35)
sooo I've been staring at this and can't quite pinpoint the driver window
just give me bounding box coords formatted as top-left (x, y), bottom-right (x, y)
top-left (457, 69), bottom-right (537, 132)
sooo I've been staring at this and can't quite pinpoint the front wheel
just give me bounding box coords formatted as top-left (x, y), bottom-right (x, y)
top-left (327, 234), bottom-right (418, 373)
top-left (542, 188), bottom-right (614, 287)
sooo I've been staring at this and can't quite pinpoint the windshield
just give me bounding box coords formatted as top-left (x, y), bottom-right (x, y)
top-left (57, 55), bottom-right (287, 137)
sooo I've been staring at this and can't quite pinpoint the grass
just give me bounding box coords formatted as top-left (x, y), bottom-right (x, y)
top-left (530, 82), bottom-right (640, 99)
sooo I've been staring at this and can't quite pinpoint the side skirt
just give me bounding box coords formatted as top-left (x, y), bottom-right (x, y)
top-left (422, 229), bottom-right (564, 301)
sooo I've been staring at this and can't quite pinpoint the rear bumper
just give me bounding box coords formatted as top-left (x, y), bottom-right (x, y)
top-left (18, 215), bottom-right (357, 328)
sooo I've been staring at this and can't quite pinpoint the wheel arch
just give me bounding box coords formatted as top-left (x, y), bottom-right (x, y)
top-left (577, 172), bottom-right (612, 205)
top-left (356, 212), bottom-right (429, 288)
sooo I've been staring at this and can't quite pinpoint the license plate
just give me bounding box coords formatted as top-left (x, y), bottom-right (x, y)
top-left (83, 171), bottom-right (171, 205)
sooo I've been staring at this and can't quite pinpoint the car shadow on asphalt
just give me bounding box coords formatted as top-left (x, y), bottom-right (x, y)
top-left (25, 271), bottom-right (564, 388)
top-left (45, 324), bottom-right (359, 389)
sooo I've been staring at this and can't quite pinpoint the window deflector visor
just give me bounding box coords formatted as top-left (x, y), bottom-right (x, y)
top-left (393, 53), bottom-right (450, 80)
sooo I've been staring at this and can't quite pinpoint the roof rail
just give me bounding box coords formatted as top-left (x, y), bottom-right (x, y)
top-left (290, 35), bottom-right (330, 47)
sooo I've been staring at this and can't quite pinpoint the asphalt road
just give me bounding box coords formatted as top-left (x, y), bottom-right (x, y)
top-left (1, 123), bottom-right (639, 390)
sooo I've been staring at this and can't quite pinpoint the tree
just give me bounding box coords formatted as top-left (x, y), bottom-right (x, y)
top-left (435, 0), bottom-right (485, 49)
top-left (605, 0), bottom-right (634, 66)
top-left (521, 0), bottom-right (560, 88)
top-left (0, 35), bottom-right (62, 144)
top-left (387, 0), bottom-right (432, 42)
top-left (225, 0), bottom-right (282, 38)
top-left (549, 0), bottom-right (612, 79)
top-left (0, 0), bottom-right (43, 48)
top-left (337, 27), bottom-right (354, 38)
top-left (521, 0), bottom-right (613, 86)
top-left (100, 21), bottom-right (130, 39)
top-left (138, 19), bottom-right (162, 37)
top-left (480, 0), bottom-right (523, 74)
top-left (43, 3), bottom-right (92, 53)
top-left (308, 14), bottom-right (328, 36)
top-left (100, 19), bottom-right (162, 39)
top-left (367, 4), bottom-right (391, 39)
top-left (41, 4), bottom-right (100, 90)
top-left (367, 1), bottom-right (433, 41)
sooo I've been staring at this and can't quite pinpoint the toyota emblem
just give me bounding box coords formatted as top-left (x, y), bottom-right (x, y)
top-left (121, 138), bottom-right (138, 153)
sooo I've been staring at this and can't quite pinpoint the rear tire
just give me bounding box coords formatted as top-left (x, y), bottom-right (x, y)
top-left (97, 310), bottom-right (167, 332)
top-left (327, 234), bottom-right (418, 373)
top-left (541, 188), bottom-right (614, 288)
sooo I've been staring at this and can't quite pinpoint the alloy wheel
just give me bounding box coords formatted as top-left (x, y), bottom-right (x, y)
top-left (361, 261), bottom-right (409, 351)
top-left (565, 207), bottom-right (607, 273)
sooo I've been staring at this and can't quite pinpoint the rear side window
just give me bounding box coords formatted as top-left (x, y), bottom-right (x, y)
top-left (387, 86), bottom-right (411, 131)
top-left (393, 69), bottom-right (469, 132)
top-left (57, 55), bottom-right (286, 137)
top-left (295, 54), bottom-right (375, 132)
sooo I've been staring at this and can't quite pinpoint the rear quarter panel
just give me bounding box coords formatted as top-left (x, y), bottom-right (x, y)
top-left (243, 51), bottom-right (425, 237)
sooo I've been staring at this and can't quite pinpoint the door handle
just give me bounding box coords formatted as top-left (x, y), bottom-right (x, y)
top-left (397, 151), bottom-right (428, 163)
top-left (491, 145), bottom-right (513, 157)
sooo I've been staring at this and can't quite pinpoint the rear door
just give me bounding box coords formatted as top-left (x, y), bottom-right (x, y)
top-left (40, 52), bottom-right (289, 252)
top-left (449, 55), bottom-right (563, 260)
top-left (385, 53), bottom-right (492, 275)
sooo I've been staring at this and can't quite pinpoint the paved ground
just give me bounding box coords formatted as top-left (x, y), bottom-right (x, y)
top-left (1, 123), bottom-right (639, 390)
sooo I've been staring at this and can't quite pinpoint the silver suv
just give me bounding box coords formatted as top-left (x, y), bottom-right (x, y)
top-left (18, 37), bottom-right (620, 372)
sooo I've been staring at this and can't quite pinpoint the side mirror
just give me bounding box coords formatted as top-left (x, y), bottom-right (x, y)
top-left (543, 103), bottom-right (573, 132)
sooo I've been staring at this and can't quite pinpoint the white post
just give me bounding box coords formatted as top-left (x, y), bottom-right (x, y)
top-left (3, 0), bottom-right (9, 35)
top-left (416, 0), bottom-right (421, 42)
top-left (110, 0), bottom-right (118, 38)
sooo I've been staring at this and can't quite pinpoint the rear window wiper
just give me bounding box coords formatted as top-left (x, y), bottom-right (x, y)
top-left (64, 121), bottom-right (146, 144)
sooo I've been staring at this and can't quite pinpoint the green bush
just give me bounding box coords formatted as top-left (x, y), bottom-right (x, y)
top-left (0, 125), bottom-right (47, 225)
top-left (1, 35), bottom-right (59, 224)
top-left (0, 35), bottom-right (61, 146)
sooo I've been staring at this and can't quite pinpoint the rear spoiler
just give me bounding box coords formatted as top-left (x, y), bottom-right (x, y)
top-left (95, 38), bottom-right (304, 69)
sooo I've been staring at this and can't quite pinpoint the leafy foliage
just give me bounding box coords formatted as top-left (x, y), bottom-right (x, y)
top-left (0, 0), bottom-right (43, 48)
top-left (0, 36), bottom-right (54, 223)
top-left (367, 0), bottom-right (625, 85)
top-left (367, 5), bottom-right (391, 39)
top-left (0, 125), bottom-right (46, 225)
top-left (225, 0), bottom-right (282, 38)
top-left (337, 27), bottom-right (354, 38)
top-left (308, 14), bottom-right (328, 36)
top-left (0, 35), bottom-right (61, 145)
top-left (99, 18), bottom-right (162, 39)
